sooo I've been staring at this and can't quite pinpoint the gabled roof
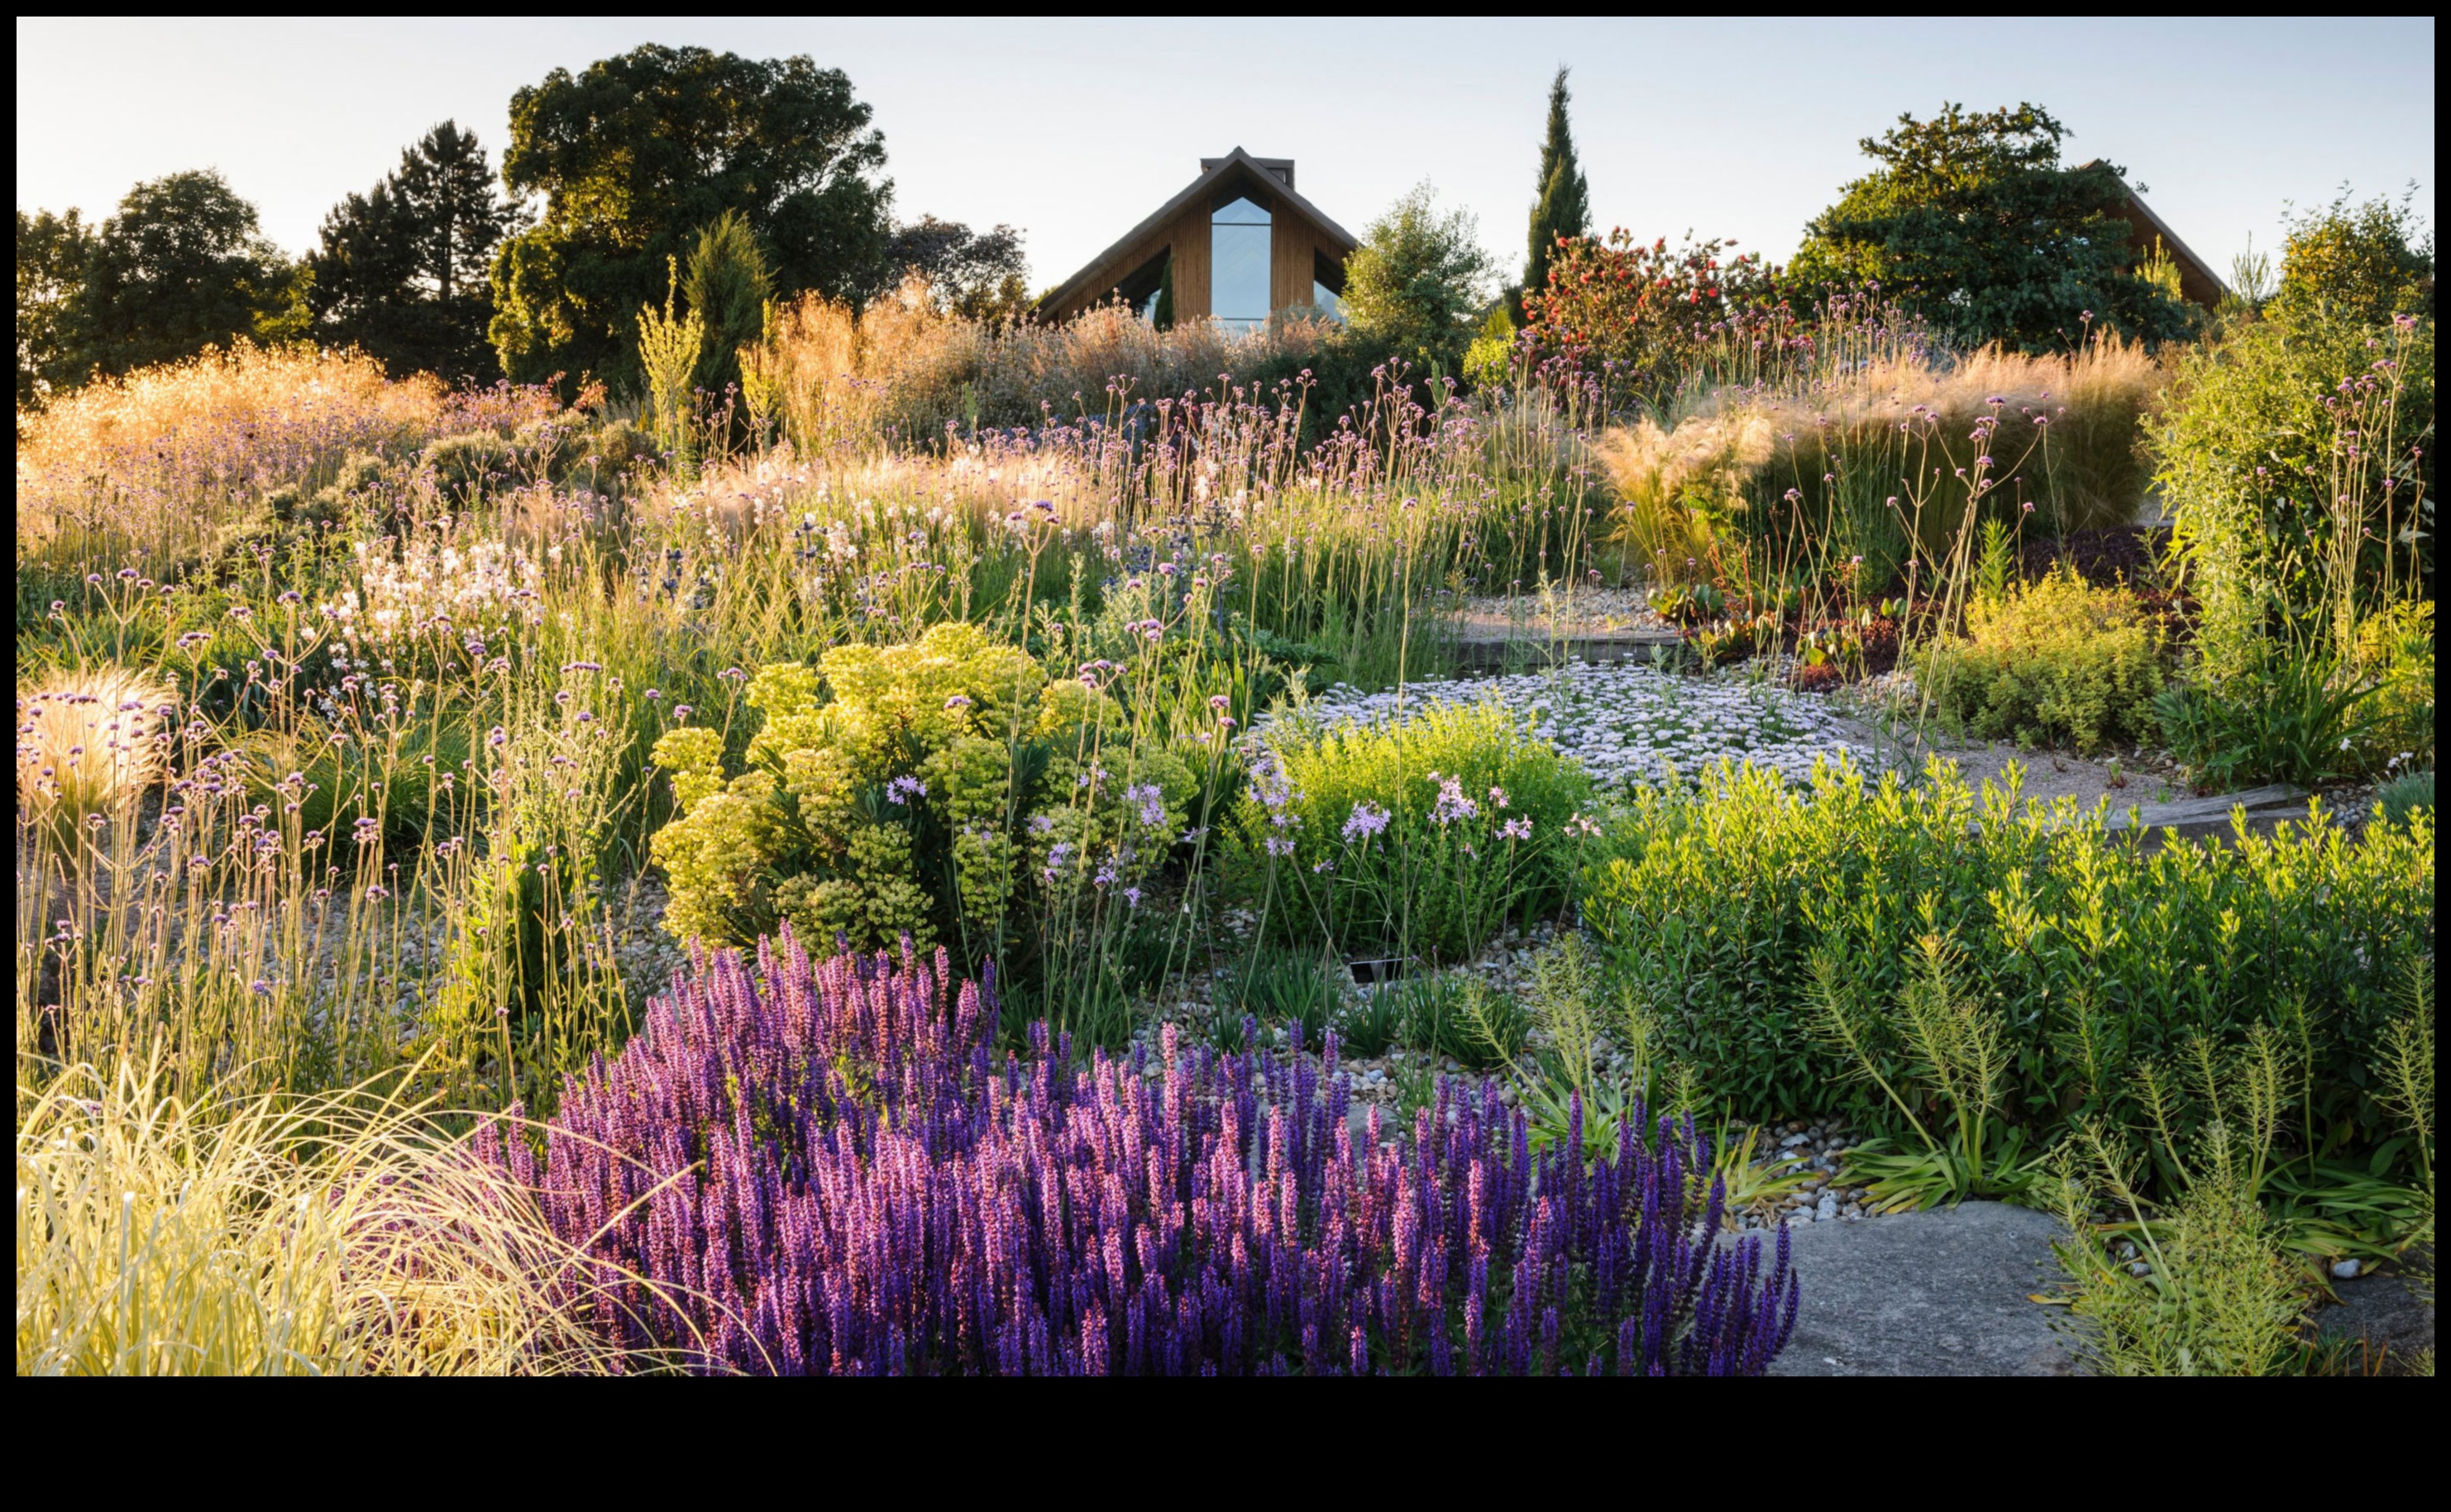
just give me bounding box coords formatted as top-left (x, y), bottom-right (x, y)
top-left (2076, 160), bottom-right (2227, 308)
top-left (1035, 147), bottom-right (1361, 319)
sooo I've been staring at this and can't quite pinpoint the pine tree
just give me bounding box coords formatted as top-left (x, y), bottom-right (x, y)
top-left (1516, 66), bottom-right (1590, 322)
top-left (309, 121), bottom-right (518, 382)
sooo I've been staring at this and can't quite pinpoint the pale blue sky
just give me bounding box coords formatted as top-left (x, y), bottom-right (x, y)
top-left (16, 17), bottom-right (2435, 293)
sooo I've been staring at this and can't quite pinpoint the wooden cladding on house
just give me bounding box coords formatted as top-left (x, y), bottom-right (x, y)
top-left (1036, 149), bottom-right (1358, 327)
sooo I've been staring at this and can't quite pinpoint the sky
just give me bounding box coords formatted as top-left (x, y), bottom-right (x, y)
top-left (16, 17), bottom-right (2436, 293)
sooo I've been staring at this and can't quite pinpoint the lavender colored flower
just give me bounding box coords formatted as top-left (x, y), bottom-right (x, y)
top-left (487, 932), bottom-right (1800, 1376)
top-left (886, 775), bottom-right (927, 804)
top-left (1341, 801), bottom-right (1393, 842)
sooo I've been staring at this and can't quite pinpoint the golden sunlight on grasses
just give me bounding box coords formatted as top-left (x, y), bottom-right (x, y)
top-left (14, 1059), bottom-right (628, 1376)
top-left (15, 343), bottom-right (450, 564)
top-left (15, 665), bottom-right (171, 835)
top-left (755, 279), bottom-right (1340, 453)
top-left (1601, 336), bottom-right (2167, 580)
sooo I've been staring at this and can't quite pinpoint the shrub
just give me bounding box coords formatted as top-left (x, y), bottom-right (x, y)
top-left (2270, 191), bottom-right (2435, 330)
top-left (1577, 759), bottom-right (2435, 1152)
top-left (1339, 183), bottom-right (1494, 372)
top-left (1242, 700), bottom-right (1593, 963)
top-left (1784, 103), bottom-right (2195, 354)
top-left (1913, 565), bottom-right (2165, 753)
top-left (499, 932), bottom-right (1800, 1375)
top-left (1522, 230), bottom-right (1780, 405)
top-left (648, 624), bottom-right (1198, 961)
top-left (2154, 311), bottom-right (2433, 682)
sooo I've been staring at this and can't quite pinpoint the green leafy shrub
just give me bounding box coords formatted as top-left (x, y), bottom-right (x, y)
top-left (1913, 565), bottom-right (2164, 753)
top-left (2270, 191), bottom-right (2436, 330)
top-left (1242, 700), bottom-right (1593, 963)
top-left (648, 623), bottom-right (1199, 960)
top-left (1577, 758), bottom-right (2434, 1152)
top-left (2155, 312), bottom-right (2433, 682)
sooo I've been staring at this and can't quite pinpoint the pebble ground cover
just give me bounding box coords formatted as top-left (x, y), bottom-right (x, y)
top-left (1279, 661), bottom-right (1870, 788)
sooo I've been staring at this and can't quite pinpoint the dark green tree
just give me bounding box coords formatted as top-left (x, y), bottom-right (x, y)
top-left (1513, 65), bottom-right (1589, 322)
top-left (17, 207), bottom-right (96, 408)
top-left (309, 122), bottom-right (519, 382)
top-left (682, 209), bottom-right (772, 398)
top-left (1789, 103), bottom-right (2193, 351)
top-left (488, 45), bottom-right (893, 390)
top-left (887, 216), bottom-right (1030, 323)
top-left (1342, 183), bottom-right (1493, 371)
top-left (55, 170), bottom-right (299, 383)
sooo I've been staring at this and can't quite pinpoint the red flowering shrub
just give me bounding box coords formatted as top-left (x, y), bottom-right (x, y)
top-left (1521, 231), bottom-right (1784, 404)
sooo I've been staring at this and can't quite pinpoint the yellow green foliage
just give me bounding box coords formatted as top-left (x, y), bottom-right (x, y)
top-left (2354, 599), bottom-right (2435, 775)
top-left (648, 623), bottom-right (1197, 952)
top-left (1914, 565), bottom-right (2164, 753)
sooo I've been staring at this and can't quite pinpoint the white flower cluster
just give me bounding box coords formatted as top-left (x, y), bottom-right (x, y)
top-left (322, 537), bottom-right (542, 652)
top-left (1269, 661), bottom-right (1870, 788)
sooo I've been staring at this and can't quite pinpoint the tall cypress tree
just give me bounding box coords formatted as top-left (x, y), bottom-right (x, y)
top-left (1516, 66), bottom-right (1590, 322)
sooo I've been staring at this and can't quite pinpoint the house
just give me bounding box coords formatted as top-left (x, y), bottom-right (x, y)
top-left (1034, 147), bottom-right (1359, 331)
top-left (2077, 160), bottom-right (2227, 307)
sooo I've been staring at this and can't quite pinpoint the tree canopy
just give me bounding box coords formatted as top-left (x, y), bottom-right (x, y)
top-left (17, 207), bottom-right (93, 407)
top-left (2272, 188), bottom-right (2435, 329)
top-left (887, 216), bottom-right (1029, 324)
top-left (1341, 183), bottom-right (1493, 371)
top-left (487, 44), bottom-right (893, 390)
top-left (308, 122), bottom-right (520, 383)
top-left (1788, 103), bottom-right (2193, 351)
top-left (44, 170), bottom-right (303, 389)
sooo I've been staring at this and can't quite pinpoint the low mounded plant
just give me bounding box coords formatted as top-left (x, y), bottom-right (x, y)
top-left (1913, 564), bottom-right (2165, 754)
top-left (649, 623), bottom-right (1198, 957)
top-left (1243, 700), bottom-right (1593, 963)
top-left (1578, 757), bottom-right (2435, 1154)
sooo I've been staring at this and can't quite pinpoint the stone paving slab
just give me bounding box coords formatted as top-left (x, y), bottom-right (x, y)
top-left (1749, 1201), bottom-right (2076, 1376)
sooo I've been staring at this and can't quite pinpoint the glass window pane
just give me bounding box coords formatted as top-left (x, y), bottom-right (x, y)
top-left (1312, 279), bottom-right (1344, 322)
top-left (1211, 211), bottom-right (1271, 332)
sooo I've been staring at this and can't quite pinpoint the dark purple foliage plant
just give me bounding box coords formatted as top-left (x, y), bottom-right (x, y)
top-left (488, 928), bottom-right (1799, 1375)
